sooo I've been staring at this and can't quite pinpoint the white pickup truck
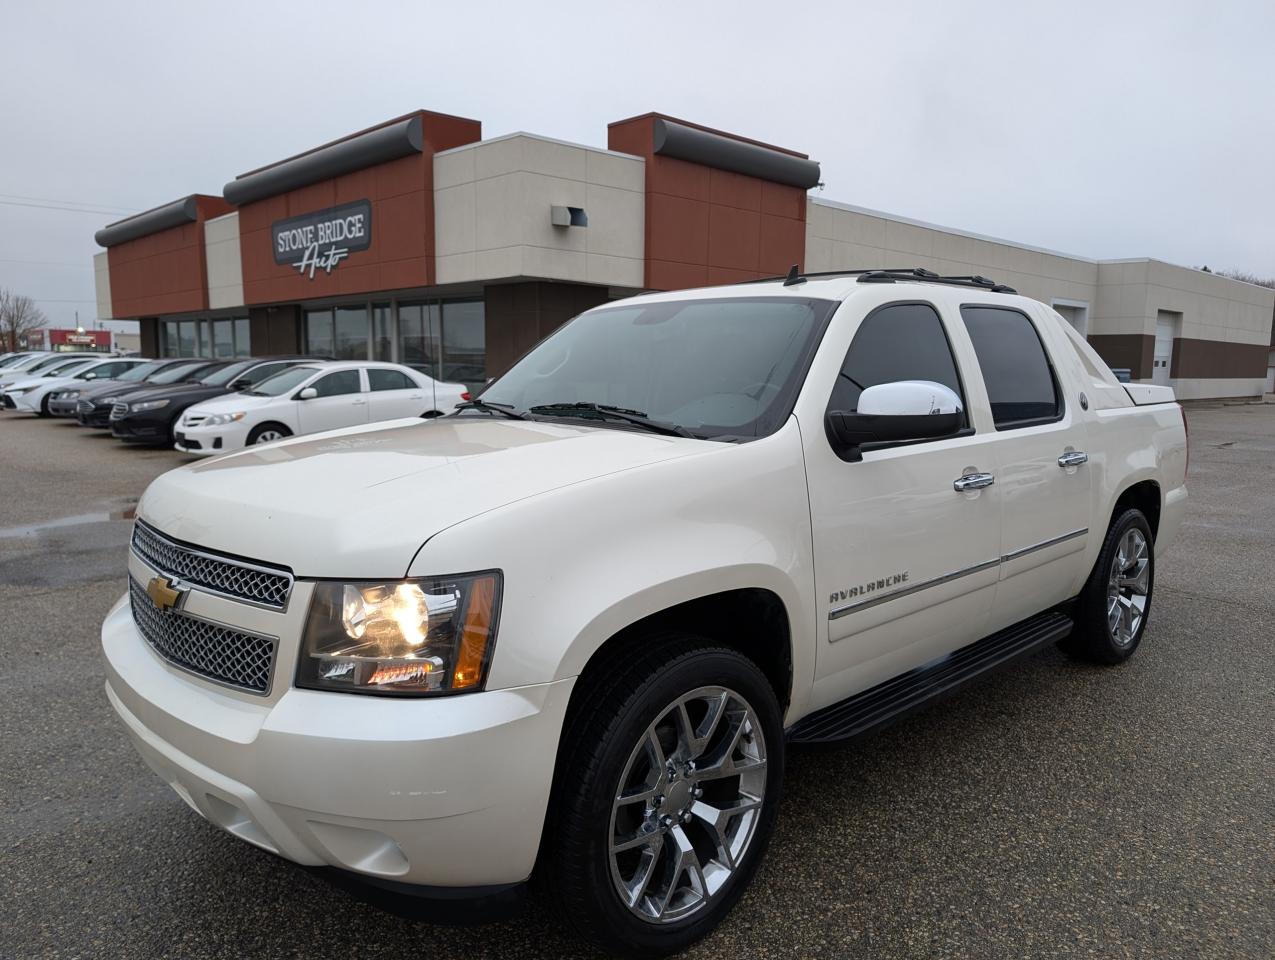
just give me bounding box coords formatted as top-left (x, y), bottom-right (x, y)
top-left (102, 268), bottom-right (1188, 956)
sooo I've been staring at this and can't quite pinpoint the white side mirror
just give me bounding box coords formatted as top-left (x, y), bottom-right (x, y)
top-left (297, 387), bottom-right (318, 400)
top-left (857, 380), bottom-right (963, 417)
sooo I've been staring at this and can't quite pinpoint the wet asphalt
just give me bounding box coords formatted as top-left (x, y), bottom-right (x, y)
top-left (2, 405), bottom-right (1272, 959)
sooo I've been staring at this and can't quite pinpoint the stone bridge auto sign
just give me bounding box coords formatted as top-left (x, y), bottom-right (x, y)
top-left (272, 201), bottom-right (372, 279)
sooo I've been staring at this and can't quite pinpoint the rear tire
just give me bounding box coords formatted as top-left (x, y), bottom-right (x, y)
top-left (38, 394), bottom-right (52, 417)
top-left (1060, 508), bottom-right (1155, 664)
top-left (246, 422), bottom-right (292, 445)
top-left (543, 634), bottom-right (784, 957)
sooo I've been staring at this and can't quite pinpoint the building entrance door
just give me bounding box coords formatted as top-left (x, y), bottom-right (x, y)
top-left (1153, 315), bottom-right (1176, 385)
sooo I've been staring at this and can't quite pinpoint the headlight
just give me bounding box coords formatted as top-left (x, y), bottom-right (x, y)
top-left (202, 412), bottom-right (245, 426)
top-left (130, 398), bottom-right (170, 412)
top-left (59, 390), bottom-right (79, 400)
top-left (296, 572), bottom-right (502, 696)
top-left (8, 387), bottom-right (32, 395)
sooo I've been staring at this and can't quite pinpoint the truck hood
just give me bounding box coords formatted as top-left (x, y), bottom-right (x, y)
top-left (137, 417), bottom-right (711, 577)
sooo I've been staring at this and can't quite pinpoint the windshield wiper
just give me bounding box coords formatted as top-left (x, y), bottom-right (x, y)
top-left (454, 398), bottom-right (532, 420)
top-left (529, 402), bottom-right (696, 438)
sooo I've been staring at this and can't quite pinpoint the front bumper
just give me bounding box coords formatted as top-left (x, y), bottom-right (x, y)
top-left (101, 577), bottom-right (574, 889)
top-left (174, 422), bottom-right (248, 456)
top-left (110, 412), bottom-right (171, 443)
top-left (48, 396), bottom-right (80, 417)
top-left (76, 402), bottom-right (113, 427)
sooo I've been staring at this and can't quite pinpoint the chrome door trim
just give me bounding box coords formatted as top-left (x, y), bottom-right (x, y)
top-left (1000, 527), bottom-right (1088, 563)
top-left (828, 527), bottom-right (1089, 623)
top-left (829, 558), bottom-right (1000, 621)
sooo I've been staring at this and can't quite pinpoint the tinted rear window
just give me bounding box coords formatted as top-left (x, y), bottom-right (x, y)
top-left (960, 306), bottom-right (1061, 428)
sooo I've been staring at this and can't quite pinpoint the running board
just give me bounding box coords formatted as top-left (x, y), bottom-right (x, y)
top-left (788, 610), bottom-right (1074, 745)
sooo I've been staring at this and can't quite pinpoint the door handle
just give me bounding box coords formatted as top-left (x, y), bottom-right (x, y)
top-left (352, 399), bottom-right (367, 405)
top-left (953, 472), bottom-right (995, 492)
top-left (1057, 450), bottom-right (1089, 468)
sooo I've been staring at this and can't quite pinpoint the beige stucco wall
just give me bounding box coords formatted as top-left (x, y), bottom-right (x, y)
top-left (204, 212), bottom-right (244, 310)
top-left (93, 251), bottom-right (113, 320)
top-left (1098, 259), bottom-right (1272, 346)
top-left (806, 199), bottom-right (1100, 306)
top-left (434, 133), bottom-right (645, 288)
top-left (806, 199), bottom-right (1274, 397)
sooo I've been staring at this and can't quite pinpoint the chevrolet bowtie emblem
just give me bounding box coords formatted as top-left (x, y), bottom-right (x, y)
top-left (146, 576), bottom-right (183, 611)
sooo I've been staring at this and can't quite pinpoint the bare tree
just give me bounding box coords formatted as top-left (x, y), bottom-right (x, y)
top-left (0, 289), bottom-right (46, 352)
top-left (1198, 266), bottom-right (1275, 289)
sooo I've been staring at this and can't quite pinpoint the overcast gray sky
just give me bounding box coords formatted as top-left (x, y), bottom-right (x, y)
top-left (3, 0), bottom-right (1272, 331)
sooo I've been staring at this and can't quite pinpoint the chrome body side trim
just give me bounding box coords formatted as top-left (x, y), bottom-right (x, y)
top-left (828, 528), bottom-right (1089, 621)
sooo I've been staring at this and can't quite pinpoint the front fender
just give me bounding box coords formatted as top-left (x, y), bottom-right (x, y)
top-left (410, 420), bottom-right (818, 719)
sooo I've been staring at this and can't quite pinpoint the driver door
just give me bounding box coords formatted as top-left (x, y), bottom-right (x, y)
top-left (805, 300), bottom-right (1003, 710)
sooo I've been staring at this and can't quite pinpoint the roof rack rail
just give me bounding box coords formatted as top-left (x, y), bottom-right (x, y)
top-left (743, 266), bottom-right (1017, 295)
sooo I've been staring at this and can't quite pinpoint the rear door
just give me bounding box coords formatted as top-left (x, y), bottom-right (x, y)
top-left (959, 304), bottom-right (1092, 632)
top-left (365, 367), bottom-right (427, 420)
top-left (296, 369), bottom-right (369, 433)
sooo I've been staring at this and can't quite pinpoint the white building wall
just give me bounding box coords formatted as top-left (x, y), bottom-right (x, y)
top-left (204, 212), bottom-right (244, 310)
top-left (93, 251), bottom-right (113, 320)
top-left (434, 133), bottom-right (645, 288)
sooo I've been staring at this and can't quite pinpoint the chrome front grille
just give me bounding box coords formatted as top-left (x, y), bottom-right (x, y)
top-left (131, 519), bottom-right (293, 609)
top-left (76, 399), bottom-right (92, 414)
top-left (110, 402), bottom-right (128, 420)
top-left (128, 577), bottom-right (276, 694)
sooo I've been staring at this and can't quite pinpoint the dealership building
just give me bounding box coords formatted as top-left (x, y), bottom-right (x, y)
top-left (92, 108), bottom-right (1275, 399)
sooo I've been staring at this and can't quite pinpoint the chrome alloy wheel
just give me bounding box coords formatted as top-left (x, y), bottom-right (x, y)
top-left (608, 686), bottom-right (767, 924)
top-left (254, 429), bottom-right (285, 444)
top-left (1107, 527), bottom-right (1150, 645)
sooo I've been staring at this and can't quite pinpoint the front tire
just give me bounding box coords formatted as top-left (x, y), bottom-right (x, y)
top-left (1062, 508), bottom-right (1155, 664)
top-left (544, 635), bottom-right (784, 957)
top-left (38, 393), bottom-right (52, 417)
top-left (246, 422), bottom-right (292, 445)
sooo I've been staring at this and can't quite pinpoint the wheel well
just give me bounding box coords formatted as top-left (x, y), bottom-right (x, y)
top-left (249, 421), bottom-right (292, 439)
top-left (1112, 479), bottom-right (1160, 536)
top-left (571, 588), bottom-right (793, 715)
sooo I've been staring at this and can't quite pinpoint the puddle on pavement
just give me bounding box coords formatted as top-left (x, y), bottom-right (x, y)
top-left (0, 505), bottom-right (137, 540)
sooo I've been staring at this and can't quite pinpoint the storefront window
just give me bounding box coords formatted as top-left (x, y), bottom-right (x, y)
top-left (334, 305), bottom-right (369, 360)
top-left (177, 320), bottom-right (197, 357)
top-left (305, 309), bottom-right (334, 356)
top-left (213, 319), bottom-right (234, 358)
top-left (233, 317), bottom-right (250, 356)
top-left (373, 303), bottom-right (393, 362)
top-left (397, 302), bottom-right (441, 374)
top-left (441, 301), bottom-right (486, 389)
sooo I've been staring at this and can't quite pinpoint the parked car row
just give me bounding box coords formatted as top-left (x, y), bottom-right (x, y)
top-left (0, 350), bottom-right (471, 456)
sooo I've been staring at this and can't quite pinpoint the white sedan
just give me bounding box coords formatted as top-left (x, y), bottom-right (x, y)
top-left (174, 360), bottom-right (469, 456)
top-left (1, 356), bottom-right (147, 415)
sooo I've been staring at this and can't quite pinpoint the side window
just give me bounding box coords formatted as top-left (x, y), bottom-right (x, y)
top-left (829, 302), bottom-right (967, 425)
top-left (960, 306), bottom-right (1061, 429)
top-left (367, 368), bottom-right (415, 392)
top-left (310, 370), bottom-right (362, 398)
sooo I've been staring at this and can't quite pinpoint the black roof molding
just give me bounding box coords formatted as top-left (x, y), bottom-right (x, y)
top-left (652, 119), bottom-right (820, 189)
top-left (223, 115), bottom-right (424, 206)
top-left (94, 196), bottom-right (199, 247)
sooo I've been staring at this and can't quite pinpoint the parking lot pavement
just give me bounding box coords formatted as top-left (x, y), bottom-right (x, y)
top-left (3, 404), bottom-right (1273, 960)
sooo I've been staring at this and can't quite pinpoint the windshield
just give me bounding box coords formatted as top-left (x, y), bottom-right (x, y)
top-left (476, 297), bottom-right (835, 440)
top-left (28, 354), bottom-right (88, 373)
top-left (147, 361), bottom-right (207, 385)
top-left (42, 359), bottom-right (95, 377)
top-left (248, 365), bottom-right (319, 396)
top-left (200, 359), bottom-right (256, 386)
top-left (120, 361), bottom-right (165, 382)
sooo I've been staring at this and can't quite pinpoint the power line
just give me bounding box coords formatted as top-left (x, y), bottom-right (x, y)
top-left (0, 199), bottom-right (135, 217)
top-left (0, 257), bottom-right (92, 268)
top-left (29, 297), bottom-right (98, 303)
top-left (0, 192), bottom-right (135, 214)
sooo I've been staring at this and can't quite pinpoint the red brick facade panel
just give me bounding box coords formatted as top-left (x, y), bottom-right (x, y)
top-left (607, 113), bottom-right (809, 290)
